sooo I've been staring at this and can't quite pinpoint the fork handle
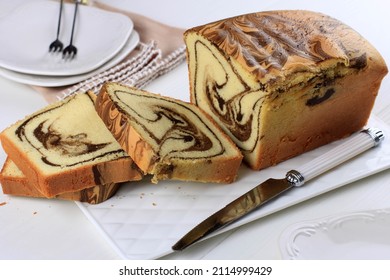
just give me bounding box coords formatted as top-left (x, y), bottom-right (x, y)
top-left (286, 128), bottom-right (384, 186)
top-left (56, 0), bottom-right (64, 38)
top-left (69, 0), bottom-right (79, 44)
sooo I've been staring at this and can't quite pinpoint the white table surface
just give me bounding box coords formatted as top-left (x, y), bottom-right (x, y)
top-left (0, 0), bottom-right (389, 260)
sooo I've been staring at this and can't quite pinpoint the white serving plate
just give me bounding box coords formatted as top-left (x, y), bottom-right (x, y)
top-left (279, 208), bottom-right (390, 259)
top-left (0, 31), bottom-right (140, 87)
top-left (0, 0), bottom-right (133, 76)
top-left (76, 116), bottom-right (390, 260)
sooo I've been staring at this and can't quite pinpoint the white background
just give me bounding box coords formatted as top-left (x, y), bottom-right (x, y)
top-left (0, 0), bottom-right (389, 261)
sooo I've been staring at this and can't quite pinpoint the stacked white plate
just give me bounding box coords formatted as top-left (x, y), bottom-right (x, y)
top-left (0, 0), bottom-right (139, 87)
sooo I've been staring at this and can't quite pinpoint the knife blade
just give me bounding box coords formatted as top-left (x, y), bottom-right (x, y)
top-left (172, 128), bottom-right (384, 251)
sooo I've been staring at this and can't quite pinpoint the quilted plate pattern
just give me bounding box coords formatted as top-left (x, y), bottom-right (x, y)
top-left (76, 117), bottom-right (390, 260)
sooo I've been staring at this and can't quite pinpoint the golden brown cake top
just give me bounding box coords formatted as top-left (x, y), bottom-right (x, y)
top-left (186, 10), bottom-right (386, 82)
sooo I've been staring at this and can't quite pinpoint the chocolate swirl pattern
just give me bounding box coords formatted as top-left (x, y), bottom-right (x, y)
top-left (79, 182), bottom-right (119, 204)
top-left (191, 11), bottom-right (366, 80)
top-left (95, 93), bottom-right (132, 151)
top-left (0, 91), bottom-right (143, 197)
top-left (13, 93), bottom-right (127, 168)
top-left (96, 83), bottom-right (243, 183)
top-left (190, 39), bottom-right (264, 154)
top-left (34, 122), bottom-right (110, 157)
top-left (106, 89), bottom-right (226, 161)
top-left (185, 10), bottom-right (386, 170)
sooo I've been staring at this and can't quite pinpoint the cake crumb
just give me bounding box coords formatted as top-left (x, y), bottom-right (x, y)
top-left (152, 203), bottom-right (157, 206)
top-left (33, 211), bottom-right (37, 215)
top-left (0, 202), bottom-right (7, 207)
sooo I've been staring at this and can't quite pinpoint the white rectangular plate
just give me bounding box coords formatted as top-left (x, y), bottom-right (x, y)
top-left (76, 116), bottom-right (390, 259)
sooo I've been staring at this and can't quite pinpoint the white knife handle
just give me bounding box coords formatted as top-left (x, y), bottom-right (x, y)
top-left (286, 128), bottom-right (384, 187)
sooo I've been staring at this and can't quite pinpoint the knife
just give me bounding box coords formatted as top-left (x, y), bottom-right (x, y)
top-left (172, 127), bottom-right (384, 250)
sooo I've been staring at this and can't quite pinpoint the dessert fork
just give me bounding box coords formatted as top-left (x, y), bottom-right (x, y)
top-left (48, 0), bottom-right (64, 52)
top-left (62, 0), bottom-right (79, 59)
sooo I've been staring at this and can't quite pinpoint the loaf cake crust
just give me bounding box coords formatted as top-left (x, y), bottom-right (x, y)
top-left (184, 10), bottom-right (388, 169)
top-left (0, 92), bottom-right (142, 197)
top-left (0, 157), bottom-right (119, 204)
top-left (95, 82), bottom-right (243, 183)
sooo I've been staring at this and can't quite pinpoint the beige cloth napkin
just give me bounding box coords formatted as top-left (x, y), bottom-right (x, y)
top-left (58, 41), bottom-right (185, 100)
top-left (34, 2), bottom-right (186, 103)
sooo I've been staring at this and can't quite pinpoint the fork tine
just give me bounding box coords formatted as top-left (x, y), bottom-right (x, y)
top-left (49, 39), bottom-right (63, 52)
top-left (63, 45), bottom-right (77, 59)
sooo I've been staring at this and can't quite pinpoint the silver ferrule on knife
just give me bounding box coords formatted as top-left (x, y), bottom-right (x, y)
top-left (172, 128), bottom-right (385, 251)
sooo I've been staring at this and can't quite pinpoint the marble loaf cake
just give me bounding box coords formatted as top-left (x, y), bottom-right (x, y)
top-left (0, 91), bottom-right (142, 198)
top-left (0, 157), bottom-right (120, 204)
top-left (184, 10), bottom-right (388, 170)
top-left (95, 82), bottom-right (243, 183)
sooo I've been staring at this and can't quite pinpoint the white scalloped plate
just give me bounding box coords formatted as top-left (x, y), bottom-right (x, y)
top-left (0, 1), bottom-right (133, 76)
top-left (0, 31), bottom-right (140, 87)
top-left (279, 208), bottom-right (390, 260)
top-left (76, 116), bottom-right (390, 260)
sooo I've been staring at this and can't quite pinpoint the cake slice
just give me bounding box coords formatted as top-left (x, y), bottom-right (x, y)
top-left (184, 10), bottom-right (388, 170)
top-left (95, 82), bottom-right (243, 183)
top-left (0, 91), bottom-right (142, 197)
top-left (0, 157), bottom-right (119, 204)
